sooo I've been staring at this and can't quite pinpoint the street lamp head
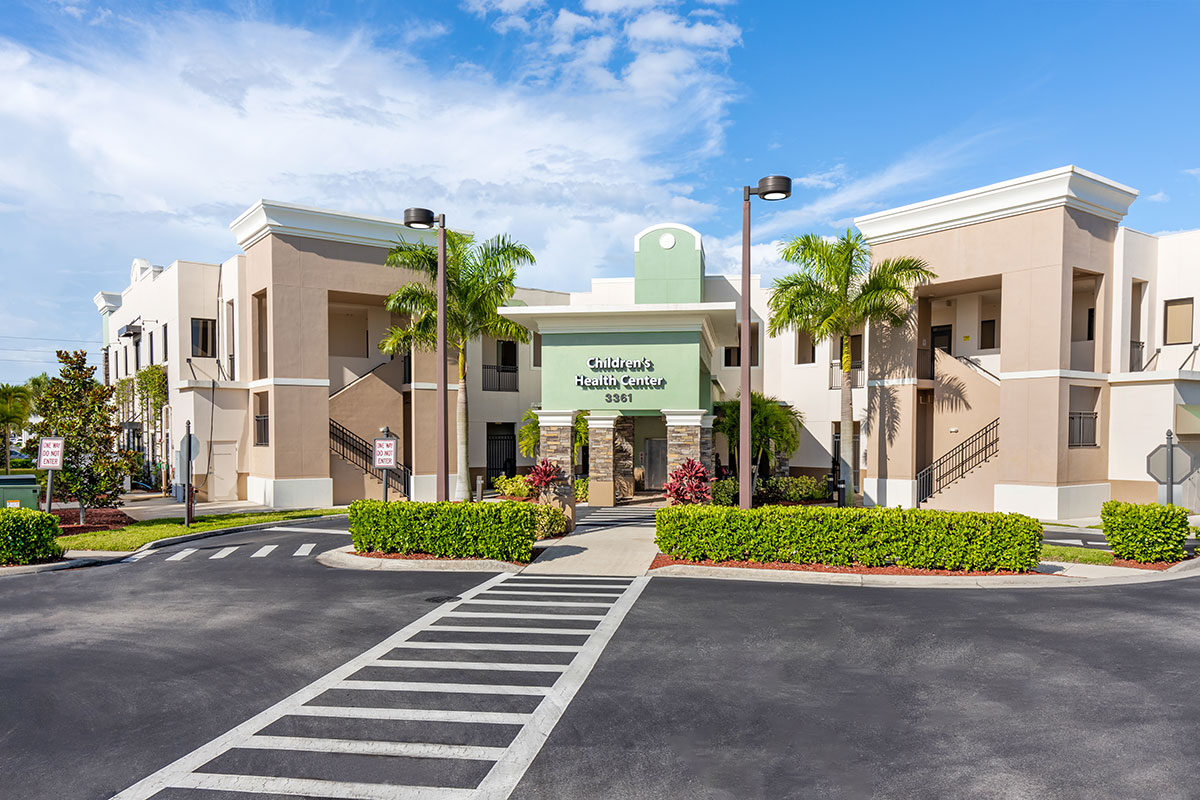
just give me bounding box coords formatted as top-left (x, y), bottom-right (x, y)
top-left (403, 207), bottom-right (436, 229)
top-left (756, 175), bottom-right (792, 201)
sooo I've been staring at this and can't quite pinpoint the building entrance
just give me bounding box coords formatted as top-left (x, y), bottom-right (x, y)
top-left (644, 437), bottom-right (667, 493)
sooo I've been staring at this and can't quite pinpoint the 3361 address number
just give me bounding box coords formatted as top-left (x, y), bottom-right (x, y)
top-left (605, 393), bottom-right (633, 403)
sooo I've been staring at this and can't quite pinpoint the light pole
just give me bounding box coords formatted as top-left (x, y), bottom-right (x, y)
top-left (403, 207), bottom-right (449, 502)
top-left (739, 175), bottom-right (791, 510)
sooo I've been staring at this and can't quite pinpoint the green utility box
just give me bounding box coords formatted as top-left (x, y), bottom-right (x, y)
top-left (0, 474), bottom-right (41, 510)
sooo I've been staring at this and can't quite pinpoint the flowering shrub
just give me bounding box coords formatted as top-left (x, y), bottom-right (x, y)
top-left (492, 474), bottom-right (536, 499)
top-left (526, 459), bottom-right (563, 492)
top-left (663, 459), bottom-right (712, 506)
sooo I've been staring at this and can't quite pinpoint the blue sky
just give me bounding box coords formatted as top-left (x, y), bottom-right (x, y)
top-left (1, 0), bottom-right (1198, 383)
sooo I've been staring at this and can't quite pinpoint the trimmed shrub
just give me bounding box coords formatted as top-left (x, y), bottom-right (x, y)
top-left (663, 459), bottom-right (712, 505)
top-left (655, 505), bottom-right (1043, 572)
top-left (349, 500), bottom-right (540, 562)
top-left (491, 474), bottom-right (535, 499)
top-left (711, 478), bottom-right (738, 507)
top-left (526, 459), bottom-right (562, 492)
top-left (574, 478), bottom-right (589, 502)
top-left (757, 475), bottom-right (831, 504)
top-left (1101, 500), bottom-right (1189, 563)
top-left (534, 503), bottom-right (568, 539)
top-left (0, 508), bottom-right (64, 566)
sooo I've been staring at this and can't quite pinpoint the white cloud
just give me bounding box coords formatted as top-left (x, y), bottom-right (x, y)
top-left (1185, 168), bottom-right (1200, 179)
top-left (625, 10), bottom-right (740, 49)
top-left (582, 0), bottom-right (664, 15)
top-left (793, 164), bottom-right (848, 190)
top-left (1145, 190), bottom-right (1169, 203)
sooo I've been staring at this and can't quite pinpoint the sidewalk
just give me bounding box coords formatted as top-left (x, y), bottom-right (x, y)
top-left (524, 503), bottom-right (661, 576)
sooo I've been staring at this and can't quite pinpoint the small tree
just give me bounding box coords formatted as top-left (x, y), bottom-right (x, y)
top-left (713, 392), bottom-right (803, 478)
top-left (518, 408), bottom-right (589, 469)
top-left (0, 383), bottom-right (32, 475)
top-left (26, 351), bottom-right (134, 524)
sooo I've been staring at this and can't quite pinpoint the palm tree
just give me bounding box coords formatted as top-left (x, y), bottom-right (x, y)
top-left (767, 230), bottom-right (934, 505)
top-left (0, 383), bottom-right (32, 475)
top-left (713, 391), bottom-right (803, 479)
top-left (518, 408), bottom-right (589, 467)
top-left (381, 232), bottom-right (535, 501)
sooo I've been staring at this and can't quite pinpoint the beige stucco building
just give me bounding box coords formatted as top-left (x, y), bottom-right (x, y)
top-left (93, 166), bottom-right (1200, 519)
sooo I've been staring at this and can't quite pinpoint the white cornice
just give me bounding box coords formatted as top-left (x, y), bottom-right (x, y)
top-left (854, 166), bottom-right (1139, 244)
top-left (500, 302), bottom-right (736, 354)
top-left (633, 222), bottom-right (703, 252)
top-left (93, 291), bottom-right (122, 314)
top-left (230, 200), bottom-right (462, 250)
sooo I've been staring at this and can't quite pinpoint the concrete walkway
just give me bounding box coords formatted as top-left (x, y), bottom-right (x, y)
top-left (523, 503), bottom-right (660, 576)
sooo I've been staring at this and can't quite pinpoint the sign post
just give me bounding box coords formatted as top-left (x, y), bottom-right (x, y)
top-left (37, 435), bottom-right (64, 514)
top-left (184, 420), bottom-right (193, 527)
top-left (1145, 430), bottom-right (1197, 504)
top-left (374, 428), bottom-right (397, 503)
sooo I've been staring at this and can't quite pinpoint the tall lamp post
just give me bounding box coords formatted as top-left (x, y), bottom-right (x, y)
top-left (403, 207), bottom-right (449, 502)
top-left (739, 175), bottom-right (791, 510)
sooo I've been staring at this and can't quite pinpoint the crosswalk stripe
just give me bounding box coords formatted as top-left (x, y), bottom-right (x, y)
top-left (417, 625), bottom-right (595, 635)
top-left (241, 734), bottom-right (507, 761)
top-left (483, 590), bottom-right (621, 598)
top-left (168, 772), bottom-right (474, 800)
top-left (125, 551), bottom-right (156, 561)
top-left (369, 659), bottom-right (569, 672)
top-left (250, 545), bottom-right (277, 558)
top-left (333, 679), bottom-right (551, 695)
top-left (442, 611), bottom-right (606, 621)
top-left (465, 598), bottom-right (615, 607)
top-left (492, 584), bottom-right (625, 592)
top-left (395, 641), bottom-right (581, 653)
top-left (210, 547), bottom-right (238, 559)
top-left (292, 705), bottom-right (532, 724)
top-left (293, 543), bottom-right (316, 556)
top-left (164, 548), bottom-right (197, 562)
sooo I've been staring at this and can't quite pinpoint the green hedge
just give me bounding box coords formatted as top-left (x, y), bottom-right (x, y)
top-left (655, 505), bottom-right (1043, 572)
top-left (757, 475), bottom-right (831, 504)
top-left (534, 504), bottom-right (568, 539)
top-left (0, 508), bottom-right (65, 566)
top-left (1101, 501), bottom-right (1190, 563)
top-left (349, 500), bottom-right (546, 562)
top-left (491, 474), bottom-right (536, 499)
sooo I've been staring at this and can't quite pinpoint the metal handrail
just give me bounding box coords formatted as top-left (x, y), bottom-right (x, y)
top-left (329, 419), bottom-right (410, 498)
top-left (1129, 340), bottom-right (1145, 372)
top-left (1067, 411), bottom-right (1098, 448)
top-left (955, 355), bottom-right (1001, 383)
top-left (482, 363), bottom-right (519, 392)
top-left (828, 360), bottom-right (864, 390)
top-left (915, 417), bottom-right (999, 505)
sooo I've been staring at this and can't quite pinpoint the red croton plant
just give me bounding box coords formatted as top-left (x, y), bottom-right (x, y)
top-left (526, 458), bottom-right (563, 492)
top-left (663, 458), bottom-right (712, 505)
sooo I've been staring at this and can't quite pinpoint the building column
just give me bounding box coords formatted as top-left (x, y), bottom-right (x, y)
top-left (586, 412), bottom-right (619, 507)
top-left (701, 414), bottom-right (715, 477)
top-left (535, 410), bottom-right (578, 531)
top-left (614, 415), bottom-right (635, 500)
top-left (664, 409), bottom-right (704, 477)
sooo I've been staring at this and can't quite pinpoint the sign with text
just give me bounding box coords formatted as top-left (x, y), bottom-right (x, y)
top-left (373, 437), bottom-right (397, 470)
top-left (5, 500), bottom-right (18, 509)
top-left (36, 437), bottom-right (64, 470)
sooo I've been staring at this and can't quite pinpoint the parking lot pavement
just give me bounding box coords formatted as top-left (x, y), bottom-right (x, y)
top-left (123, 524), bottom-right (353, 568)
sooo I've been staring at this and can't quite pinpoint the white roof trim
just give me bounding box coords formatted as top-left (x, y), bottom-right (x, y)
top-left (230, 200), bottom-right (463, 250)
top-left (854, 166), bottom-right (1139, 244)
top-left (633, 222), bottom-right (703, 252)
top-left (93, 291), bottom-right (122, 314)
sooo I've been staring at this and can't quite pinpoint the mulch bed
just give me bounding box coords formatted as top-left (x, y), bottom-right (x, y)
top-left (1112, 557), bottom-right (1191, 571)
top-left (53, 508), bottom-right (137, 536)
top-left (649, 553), bottom-right (1032, 576)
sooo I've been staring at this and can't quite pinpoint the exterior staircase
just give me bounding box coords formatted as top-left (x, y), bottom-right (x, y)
top-left (329, 419), bottom-right (411, 500)
top-left (916, 418), bottom-right (999, 511)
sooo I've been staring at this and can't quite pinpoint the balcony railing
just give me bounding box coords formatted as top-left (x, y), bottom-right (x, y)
top-left (1130, 340), bottom-right (1145, 372)
top-left (828, 360), bottom-right (864, 390)
top-left (917, 348), bottom-right (934, 380)
top-left (483, 364), bottom-right (519, 392)
top-left (1068, 411), bottom-right (1098, 448)
top-left (254, 415), bottom-right (269, 446)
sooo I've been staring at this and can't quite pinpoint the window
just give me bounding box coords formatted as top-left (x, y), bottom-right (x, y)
top-left (123, 346), bottom-right (128, 375)
top-left (253, 292), bottom-right (268, 379)
top-left (496, 340), bottom-right (518, 368)
top-left (148, 332), bottom-right (154, 365)
top-left (191, 318), bottom-right (217, 358)
top-left (794, 331), bottom-right (815, 365)
top-left (1086, 308), bottom-right (1095, 341)
top-left (980, 319), bottom-right (996, 350)
top-left (1164, 298), bottom-right (1194, 346)
top-left (724, 322), bottom-right (759, 367)
top-left (532, 332), bottom-right (542, 368)
top-left (134, 339), bottom-right (140, 371)
top-left (1068, 386), bottom-right (1099, 448)
top-left (162, 323), bottom-right (168, 362)
top-left (253, 392), bottom-right (269, 446)
top-left (838, 333), bottom-right (864, 365)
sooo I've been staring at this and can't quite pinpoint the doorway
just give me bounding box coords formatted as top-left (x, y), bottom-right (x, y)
top-left (486, 423), bottom-right (517, 484)
top-left (931, 324), bottom-right (953, 355)
top-left (644, 438), bottom-right (667, 492)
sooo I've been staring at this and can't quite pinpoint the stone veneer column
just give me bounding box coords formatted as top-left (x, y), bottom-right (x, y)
top-left (774, 445), bottom-right (790, 477)
top-left (535, 410), bottom-right (578, 531)
top-left (586, 412), bottom-right (619, 507)
top-left (701, 415), bottom-right (715, 477)
top-left (614, 415), bottom-right (635, 500)
top-left (663, 409), bottom-right (705, 478)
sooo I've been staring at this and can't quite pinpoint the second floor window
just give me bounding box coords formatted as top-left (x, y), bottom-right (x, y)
top-left (724, 322), bottom-right (759, 367)
top-left (192, 318), bottom-right (217, 358)
top-left (1164, 298), bottom-right (1194, 346)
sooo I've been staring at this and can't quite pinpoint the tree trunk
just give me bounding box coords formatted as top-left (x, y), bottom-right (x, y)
top-left (840, 334), bottom-right (856, 507)
top-left (454, 348), bottom-right (470, 502)
top-left (78, 499), bottom-right (85, 526)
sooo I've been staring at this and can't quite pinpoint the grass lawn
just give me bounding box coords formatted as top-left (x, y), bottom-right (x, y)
top-left (56, 509), bottom-right (343, 551)
top-left (1041, 544), bottom-right (1114, 565)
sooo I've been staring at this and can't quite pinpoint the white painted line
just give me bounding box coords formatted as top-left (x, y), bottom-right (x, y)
top-left (293, 543), bottom-right (316, 557)
top-left (334, 679), bottom-right (551, 695)
top-left (266, 526), bottom-right (350, 535)
top-left (242, 734), bottom-right (507, 761)
top-left (443, 612), bottom-right (606, 621)
top-left (466, 599), bottom-right (614, 607)
top-left (473, 576), bottom-right (650, 800)
top-left (422, 626), bottom-right (595, 635)
top-left (110, 572), bottom-right (514, 800)
top-left (369, 660), bottom-right (568, 673)
top-left (210, 547), bottom-right (238, 560)
top-left (168, 772), bottom-right (474, 800)
top-left (484, 591), bottom-right (620, 598)
top-left (398, 642), bottom-right (581, 653)
top-left (293, 705), bottom-right (532, 724)
top-left (124, 551), bottom-right (157, 562)
top-left (250, 545), bottom-right (277, 558)
top-left (492, 584), bottom-right (624, 592)
top-left (164, 548), bottom-right (197, 562)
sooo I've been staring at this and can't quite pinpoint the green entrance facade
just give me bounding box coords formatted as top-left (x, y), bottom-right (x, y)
top-left (501, 223), bottom-right (737, 514)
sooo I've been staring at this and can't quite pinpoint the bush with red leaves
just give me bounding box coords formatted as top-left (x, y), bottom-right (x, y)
top-left (525, 458), bottom-right (563, 492)
top-left (663, 458), bottom-right (712, 505)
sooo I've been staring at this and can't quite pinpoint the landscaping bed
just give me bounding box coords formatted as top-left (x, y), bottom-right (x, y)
top-left (52, 507), bottom-right (137, 535)
top-left (649, 553), bottom-right (1035, 576)
top-left (56, 509), bottom-right (343, 551)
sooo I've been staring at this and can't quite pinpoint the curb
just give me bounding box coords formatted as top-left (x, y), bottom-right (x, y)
top-left (317, 546), bottom-right (522, 573)
top-left (133, 513), bottom-right (350, 552)
top-left (0, 556), bottom-right (110, 577)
